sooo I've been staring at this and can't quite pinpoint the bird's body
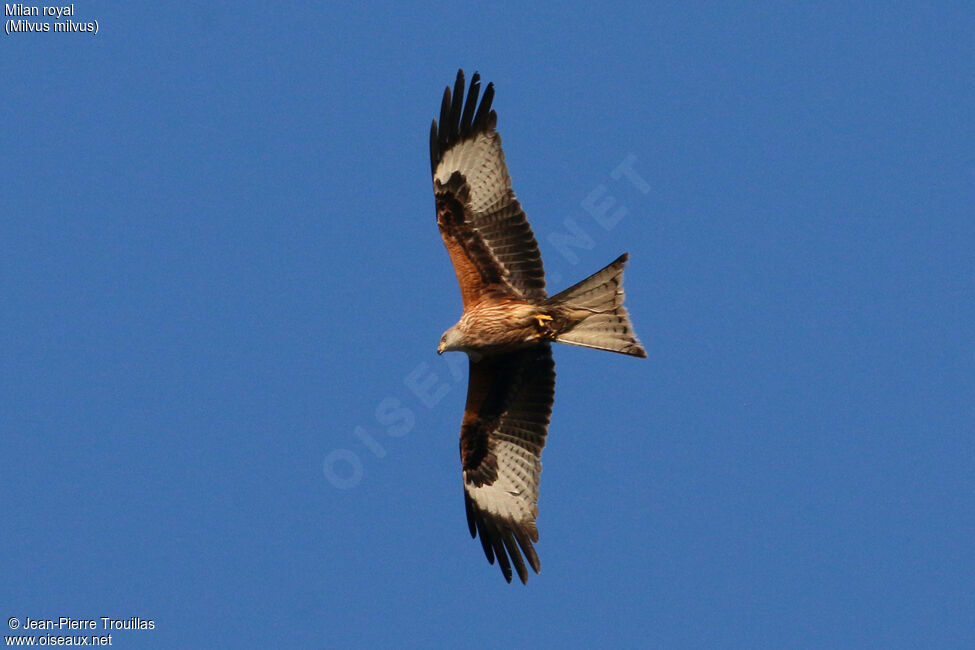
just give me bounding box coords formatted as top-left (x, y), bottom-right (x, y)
top-left (445, 296), bottom-right (548, 354)
top-left (430, 70), bottom-right (646, 583)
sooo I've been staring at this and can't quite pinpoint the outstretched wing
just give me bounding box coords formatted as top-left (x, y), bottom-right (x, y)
top-left (459, 344), bottom-right (555, 584)
top-left (431, 69), bottom-right (547, 307)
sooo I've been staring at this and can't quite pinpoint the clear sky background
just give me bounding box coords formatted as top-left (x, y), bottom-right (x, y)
top-left (2, 2), bottom-right (973, 648)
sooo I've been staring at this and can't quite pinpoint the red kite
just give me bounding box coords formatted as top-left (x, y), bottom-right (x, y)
top-left (431, 70), bottom-right (646, 583)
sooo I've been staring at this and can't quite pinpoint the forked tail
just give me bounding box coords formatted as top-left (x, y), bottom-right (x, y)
top-left (544, 253), bottom-right (647, 358)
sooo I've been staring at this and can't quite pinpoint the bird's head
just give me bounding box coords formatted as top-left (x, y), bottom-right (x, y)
top-left (438, 326), bottom-right (464, 355)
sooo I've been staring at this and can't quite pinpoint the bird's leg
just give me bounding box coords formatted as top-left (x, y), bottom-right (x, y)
top-left (534, 314), bottom-right (553, 328)
top-left (533, 313), bottom-right (556, 339)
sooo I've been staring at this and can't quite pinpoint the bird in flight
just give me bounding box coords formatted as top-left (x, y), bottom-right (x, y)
top-left (430, 70), bottom-right (646, 583)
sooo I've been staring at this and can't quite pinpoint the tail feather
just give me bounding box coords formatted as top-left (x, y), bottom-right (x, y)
top-left (545, 253), bottom-right (647, 358)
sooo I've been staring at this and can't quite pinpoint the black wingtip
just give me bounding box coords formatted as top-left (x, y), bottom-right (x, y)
top-left (465, 490), bottom-right (542, 584)
top-left (514, 527), bottom-right (541, 575)
top-left (503, 531), bottom-right (529, 584)
top-left (463, 491), bottom-right (478, 538)
top-left (460, 72), bottom-right (480, 137)
top-left (429, 119), bottom-right (439, 175)
top-left (430, 69), bottom-right (497, 174)
top-left (493, 535), bottom-right (513, 583)
top-left (473, 83), bottom-right (495, 132)
top-left (447, 71), bottom-right (464, 144)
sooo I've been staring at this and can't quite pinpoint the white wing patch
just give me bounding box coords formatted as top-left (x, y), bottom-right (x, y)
top-left (434, 131), bottom-right (512, 215)
top-left (464, 436), bottom-right (541, 523)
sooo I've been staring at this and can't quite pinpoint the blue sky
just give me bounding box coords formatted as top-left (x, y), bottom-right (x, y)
top-left (3, 2), bottom-right (973, 648)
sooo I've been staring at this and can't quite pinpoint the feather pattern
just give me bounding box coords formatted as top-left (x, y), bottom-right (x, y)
top-left (460, 344), bottom-right (554, 584)
top-left (432, 70), bottom-right (547, 306)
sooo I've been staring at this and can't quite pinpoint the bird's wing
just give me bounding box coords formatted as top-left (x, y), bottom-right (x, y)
top-left (459, 343), bottom-right (555, 583)
top-left (431, 69), bottom-right (547, 308)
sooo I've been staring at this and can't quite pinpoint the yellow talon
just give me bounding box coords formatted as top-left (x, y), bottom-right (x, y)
top-left (534, 314), bottom-right (553, 327)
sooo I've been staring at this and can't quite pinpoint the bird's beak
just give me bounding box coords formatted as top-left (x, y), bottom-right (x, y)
top-left (437, 343), bottom-right (444, 355)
